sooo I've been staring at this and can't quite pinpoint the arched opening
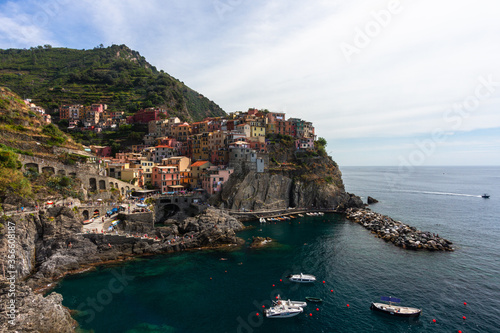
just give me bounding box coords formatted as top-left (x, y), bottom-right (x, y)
top-left (98, 180), bottom-right (106, 190)
top-left (121, 187), bottom-right (125, 195)
top-left (69, 172), bottom-right (77, 178)
top-left (25, 163), bottom-right (39, 173)
top-left (58, 170), bottom-right (66, 176)
top-left (109, 182), bottom-right (114, 188)
top-left (42, 166), bottom-right (55, 174)
top-left (163, 204), bottom-right (180, 219)
top-left (82, 210), bottom-right (89, 220)
top-left (89, 178), bottom-right (97, 191)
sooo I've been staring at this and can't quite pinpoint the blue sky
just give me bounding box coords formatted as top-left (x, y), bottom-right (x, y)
top-left (0, 0), bottom-right (499, 166)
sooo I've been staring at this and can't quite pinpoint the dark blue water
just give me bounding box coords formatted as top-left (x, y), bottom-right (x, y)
top-left (54, 166), bottom-right (500, 332)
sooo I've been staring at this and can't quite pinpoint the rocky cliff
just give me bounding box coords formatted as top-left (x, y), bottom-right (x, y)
top-left (0, 206), bottom-right (244, 332)
top-left (212, 141), bottom-right (363, 211)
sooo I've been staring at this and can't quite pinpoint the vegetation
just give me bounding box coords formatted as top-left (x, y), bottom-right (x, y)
top-left (0, 147), bottom-right (32, 198)
top-left (315, 137), bottom-right (327, 157)
top-left (0, 44), bottom-right (225, 122)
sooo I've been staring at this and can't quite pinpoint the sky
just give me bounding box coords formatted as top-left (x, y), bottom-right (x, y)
top-left (0, 0), bottom-right (499, 166)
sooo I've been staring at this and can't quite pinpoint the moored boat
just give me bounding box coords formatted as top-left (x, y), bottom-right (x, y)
top-left (370, 296), bottom-right (421, 318)
top-left (275, 295), bottom-right (307, 308)
top-left (265, 302), bottom-right (303, 318)
top-left (259, 217), bottom-right (266, 223)
top-left (82, 218), bottom-right (94, 225)
top-left (305, 296), bottom-right (323, 303)
top-left (288, 273), bottom-right (316, 283)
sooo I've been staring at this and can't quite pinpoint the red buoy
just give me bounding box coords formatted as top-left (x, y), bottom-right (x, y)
top-left (346, 304), bottom-right (350, 307)
top-left (463, 316), bottom-right (466, 320)
top-left (316, 308), bottom-right (319, 311)
top-left (322, 280), bottom-right (325, 284)
top-left (330, 289), bottom-right (333, 292)
top-left (276, 296), bottom-right (279, 299)
top-left (279, 279), bottom-right (282, 282)
top-left (309, 313), bottom-right (312, 317)
top-left (432, 319), bottom-right (436, 323)
top-left (256, 313), bottom-right (259, 316)
top-left (272, 284), bottom-right (275, 287)
top-left (464, 302), bottom-right (467, 306)
top-left (458, 331), bottom-right (462, 333)
top-left (262, 305), bottom-right (265, 308)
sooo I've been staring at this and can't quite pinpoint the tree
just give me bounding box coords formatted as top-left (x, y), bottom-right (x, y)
top-left (317, 137), bottom-right (327, 147)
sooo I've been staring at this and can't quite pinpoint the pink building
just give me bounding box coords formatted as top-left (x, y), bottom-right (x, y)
top-left (201, 166), bottom-right (234, 194)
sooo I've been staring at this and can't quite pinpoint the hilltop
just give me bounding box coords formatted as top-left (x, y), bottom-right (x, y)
top-left (0, 44), bottom-right (225, 122)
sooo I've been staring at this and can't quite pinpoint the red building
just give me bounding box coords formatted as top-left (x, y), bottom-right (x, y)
top-left (127, 108), bottom-right (168, 124)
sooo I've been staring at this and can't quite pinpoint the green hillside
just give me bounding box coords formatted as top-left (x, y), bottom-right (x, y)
top-left (0, 44), bottom-right (225, 122)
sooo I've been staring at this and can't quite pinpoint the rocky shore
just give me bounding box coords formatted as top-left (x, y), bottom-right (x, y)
top-left (0, 206), bottom-right (244, 333)
top-left (345, 208), bottom-right (454, 251)
top-left (249, 236), bottom-right (273, 248)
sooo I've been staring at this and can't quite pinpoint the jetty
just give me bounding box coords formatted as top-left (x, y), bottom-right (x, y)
top-left (345, 208), bottom-right (454, 251)
top-left (225, 208), bottom-right (338, 221)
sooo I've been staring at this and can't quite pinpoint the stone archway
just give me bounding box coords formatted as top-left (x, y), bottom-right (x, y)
top-left (42, 166), bottom-right (55, 174)
top-left (98, 180), bottom-right (106, 190)
top-left (163, 204), bottom-right (180, 219)
top-left (109, 182), bottom-right (114, 188)
top-left (121, 187), bottom-right (125, 195)
top-left (25, 163), bottom-right (39, 173)
top-left (89, 178), bottom-right (97, 191)
top-left (82, 210), bottom-right (89, 220)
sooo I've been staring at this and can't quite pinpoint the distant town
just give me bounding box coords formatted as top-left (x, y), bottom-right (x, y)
top-left (25, 101), bottom-right (317, 195)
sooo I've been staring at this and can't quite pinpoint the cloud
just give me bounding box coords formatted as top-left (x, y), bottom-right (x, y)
top-left (0, 0), bottom-right (499, 165)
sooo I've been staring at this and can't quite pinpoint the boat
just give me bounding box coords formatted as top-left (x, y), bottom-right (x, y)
top-left (82, 218), bottom-right (94, 225)
top-left (275, 295), bottom-right (307, 308)
top-left (370, 296), bottom-right (422, 318)
top-left (264, 302), bottom-right (303, 318)
top-left (288, 273), bottom-right (316, 283)
top-left (482, 193), bottom-right (490, 198)
top-left (305, 296), bottom-right (323, 303)
top-left (259, 217), bottom-right (266, 223)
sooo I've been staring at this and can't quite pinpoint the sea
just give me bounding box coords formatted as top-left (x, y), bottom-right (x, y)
top-left (53, 166), bottom-right (500, 333)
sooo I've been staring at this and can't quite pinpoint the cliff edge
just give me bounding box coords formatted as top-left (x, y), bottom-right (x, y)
top-left (212, 136), bottom-right (363, 211)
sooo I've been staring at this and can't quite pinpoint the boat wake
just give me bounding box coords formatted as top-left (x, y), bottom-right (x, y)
top-left (394, 190), bottom-right (482, 198)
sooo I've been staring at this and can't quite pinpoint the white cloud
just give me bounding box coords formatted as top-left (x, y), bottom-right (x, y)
top-left (0, 0), bottom-right (499, 165)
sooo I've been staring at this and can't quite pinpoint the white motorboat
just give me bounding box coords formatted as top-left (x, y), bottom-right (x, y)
top-left (259, 217), bottom-right (266, 223)
top-left (275, 295), bottom-right (307, 308)
top-left (370, 296), bottom-right (421, 318)
top-left (265, 303), bottom-right (303, 318)
top-left (288, 273), bottom-right (316, 283)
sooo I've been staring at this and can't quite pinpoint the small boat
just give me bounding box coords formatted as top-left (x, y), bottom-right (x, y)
top-left (298, 214), bottom-right (304, 217)
top-left (481, 193), bottom-right (490, 198)
top-left (370, 296), bottom-right (421, 318)
top-left (259, 217), bottom-right (266, 223)
top-left (82, 218), bottom-right (94, 225)
top-left (265, 303), bottom-right (303, 318)
top-left (305, 296), bottom-right (323, 303)
top-left (275, 295), bottom-right (307, 308)
top-left (288, 273), bottom-right (316, 283)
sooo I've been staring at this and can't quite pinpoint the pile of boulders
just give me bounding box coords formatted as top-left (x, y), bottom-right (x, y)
top-left (345, 208), bottom-right (454, 251)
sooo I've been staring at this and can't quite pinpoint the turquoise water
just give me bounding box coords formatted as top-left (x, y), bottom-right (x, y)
top-left (54, 166), bottom-right (500, 332)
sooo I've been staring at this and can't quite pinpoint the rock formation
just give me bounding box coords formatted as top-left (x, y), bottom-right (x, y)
top-left (346, 208), bottom-right (454, 251)
top-left (0, 206), bottom-right (244, 332)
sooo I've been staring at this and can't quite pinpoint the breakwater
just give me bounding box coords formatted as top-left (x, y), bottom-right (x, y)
top-left (345, 208), bottom-right (454, 251)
